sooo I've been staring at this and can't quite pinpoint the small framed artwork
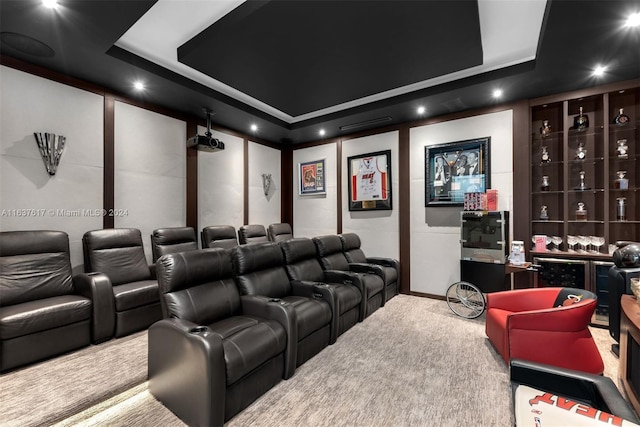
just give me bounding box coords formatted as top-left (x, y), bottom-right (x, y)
top-left (347, 150), bottom-right (392, 211)
top-left (299, 159), bottom-right (326, 195)
top-left (425, 137), bottom-right (490, 207)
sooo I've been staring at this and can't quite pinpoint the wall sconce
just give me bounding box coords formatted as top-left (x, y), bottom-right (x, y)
top-left (261, 173), bottom-right (272, 196)
top-left (34, 132), bottom-right (65, 175)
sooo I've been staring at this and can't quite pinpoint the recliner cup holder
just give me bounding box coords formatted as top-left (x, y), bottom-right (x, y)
top-left (269, 298), bottom-right (282, 303)
top-left (189, 326), bottom-right (208, 334)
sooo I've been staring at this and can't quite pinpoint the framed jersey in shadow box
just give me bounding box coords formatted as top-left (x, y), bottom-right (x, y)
top-left (425, 137), bottom-right (490, 207)
top-left (347, 150), bottom-right (392, 211)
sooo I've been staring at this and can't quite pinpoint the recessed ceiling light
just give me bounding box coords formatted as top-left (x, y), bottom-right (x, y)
top-left (624, 12), bottom-right (640, 27)
top-left (592, 65), bottom-right (606, 77)
top-left (42, 0), bottom-right (58, 8)
top-left (250, 124), bottom-right (258, 132)
top-left (319, 129), bottom-right (326, 137)
top-left (417, 106), bottom-right (426, 115)
top-left (492, 89), bottom-right (503, 99)
top-left (133, 81), bottom-right (145, 91)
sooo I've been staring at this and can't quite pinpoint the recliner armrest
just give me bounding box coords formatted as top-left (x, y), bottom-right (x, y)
top-left (291, 280), bottom-right (338, 344)
top-left (148, 318), bottom-right (227, 427)
top-left (366, 257), bottom-right (399, 270)
top-left (73, 272), bottom-right (115, 344)
top-left (348, 262), bottom-right (385, 277)
top-left (241, 295), bottom-right (298, 379)
top-left (510, 359), bottom-right (640, 424)
top-left (323, 270), bottom-right (363, 292)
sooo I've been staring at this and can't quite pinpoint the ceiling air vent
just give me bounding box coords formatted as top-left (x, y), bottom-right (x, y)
top-left (339, 116), bottom-right (393, 132)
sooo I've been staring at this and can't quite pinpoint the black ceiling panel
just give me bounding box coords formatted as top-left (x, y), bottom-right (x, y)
top-left (178, 0), bottom-right (483, 116)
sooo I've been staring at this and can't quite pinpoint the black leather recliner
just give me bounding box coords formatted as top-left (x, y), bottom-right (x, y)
top-left (233, 242), bottom-right (334, 370)
top-left (608, 241), bottom-right (640, 355)
top-left (280, 238), bottom-right (363, 341)
top-left (237, 224), bottom-right (269, 244)
top-left (150, 226), bottom-right (199, 262)
top-left (83, 228), bottom-right (162, 338)
top-left (201, 225), bottom-right (238, 249)
top-left (339, 233), bottom-right (399, 302)
top-left (314, 235), bottom-right (385, 318)
top-left (0, 230), bottom-right (112, 372)
top-left (149, 249), bottom-right (287, 427)
top-left (268, 223), bottom-right (293, 242)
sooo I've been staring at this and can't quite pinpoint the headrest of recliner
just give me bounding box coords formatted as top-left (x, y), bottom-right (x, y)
top-left (339, 233), bottom-right (361, 251)
top-left (233, 242), bottom-right (284, 275)
top-left (280, 238), bottom-right (316, 264)
top-left (156, 248), bottom-right (231, 293)
top-left (313, 235), bottom-right (343, 256)
top-left (152, 227), bottom-right (197, 245)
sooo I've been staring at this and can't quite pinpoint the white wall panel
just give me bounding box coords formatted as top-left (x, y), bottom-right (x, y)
top-left (409, 110), bottom-right (513, 296)
top-left (0, 66), bottom-right (103, 270)
top-left (342, 131), bottom-right (399, 260)
top-left (248, 141), bottom-right (281, 226)
top-left (114, 101), bottom-right (186, 263)
top-left (198, 128), bottom-right (244, 232)
top-left (292, 143), bottom-right (337, 237)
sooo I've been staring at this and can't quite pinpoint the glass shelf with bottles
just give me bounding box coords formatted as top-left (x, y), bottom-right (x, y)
top-left (532, 202), bottom-right (564, 222)
top-left (567, 167), bottom-right (604, 193)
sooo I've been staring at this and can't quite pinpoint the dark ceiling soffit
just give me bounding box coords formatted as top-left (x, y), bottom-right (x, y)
top-left (106, 45), bottom-right (290, 129)
top-left (288, 59), bottom-right (538, 130)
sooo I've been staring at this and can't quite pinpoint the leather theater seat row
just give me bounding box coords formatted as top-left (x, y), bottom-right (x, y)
top-left (148, 236), bottom-right (399, 426)
top-left (201, 223), bottom-right (293, 249)
top-left (0, 227), bottom-right (398, 375)
top-left (0, 228), bottom-right (165, 373)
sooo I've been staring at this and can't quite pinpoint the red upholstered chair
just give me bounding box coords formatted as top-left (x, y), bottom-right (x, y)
top-left (485, 287), bottom-right (604, 375)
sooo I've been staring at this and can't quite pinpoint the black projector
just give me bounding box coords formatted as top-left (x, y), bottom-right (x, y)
top-left (187, 134), bottom-right (225, 152)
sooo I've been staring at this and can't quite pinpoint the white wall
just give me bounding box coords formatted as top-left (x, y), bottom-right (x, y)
top-left (114, 101), bottom-right (186, 263)
top-left (198, 128), bottom-right (244, 232)
top-left (248, 141), bottom-right (281, 226)
top-left (0, 66), bottom-right (104, 270)
top-left (292, 143), bottom-right (338, 237)
top-left (342, 131), bottom-right (400, 260)
top-left (409, 110), bottom-right (514, 296)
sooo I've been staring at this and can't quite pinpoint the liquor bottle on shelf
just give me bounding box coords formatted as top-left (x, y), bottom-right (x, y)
top-left (540, 205), bottom-right (549, 221)
top-left (613, 108), bottom-right (630, 126)
top-left (541, 145), bottom-right (551, 163)
top-left (616, 139), bottom-right (629, 159)
top-left (615, 171), bottom-right (629, 190)
top-left (575, 202), bottom-right (587, 221)
top-left (617, 197), bottom-right (627, 221)
top-left (540, 120), bottom-right (551, 138)
top-left (572, 106), bottom-right (589, 131)
top-left (541, 175), bottom-right (550, 191)
top-left (575, 170), bottom-right (590, 191)
top-left (575, 142), bottom-right (587, 160)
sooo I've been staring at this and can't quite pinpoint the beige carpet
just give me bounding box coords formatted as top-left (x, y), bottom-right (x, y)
top-left (0, 330), bottom-right (148, 427)
top-left (1, 295), bottom-right (621, 427)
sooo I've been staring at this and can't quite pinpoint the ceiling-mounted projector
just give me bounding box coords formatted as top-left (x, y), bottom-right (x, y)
top-left (187, 108), bottom-right (225, 152)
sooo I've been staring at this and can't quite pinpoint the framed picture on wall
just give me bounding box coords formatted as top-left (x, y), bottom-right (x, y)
top-left (425, 137), bottom-right (490, 207)
top-left (347, 150), bottom-right (392, 211)
top-left (299, 159), bottom-right (326, 195)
